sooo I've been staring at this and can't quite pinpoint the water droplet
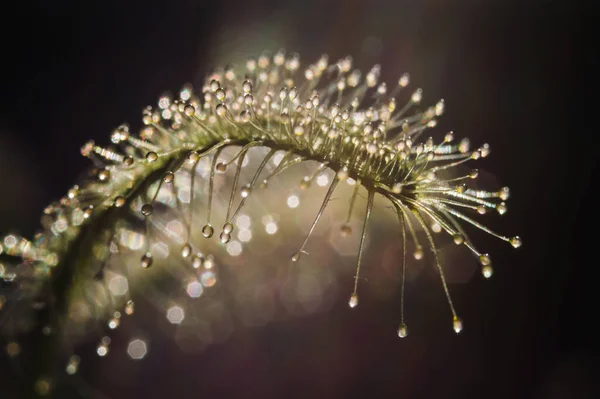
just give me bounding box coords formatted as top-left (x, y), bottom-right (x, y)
top-left (114, 196), bottom-right (126, 208)
top-left (240, 185), bottom-right (251, 198)
top-left (496, 202), bottom-right (507, 215)
top-left (479, 254), bottom-right (491, 266)
top-left (397, 323), bottom-right (408, 338)
top-left (452, 234), bottom-right (464, 245)
top-left (510, 236), bottom-right (522, 248)
top-left (192, 253), bottom-right (204, 269)
top-left (413, 246), bottom-right (424, 260)
top-left (348, 293), bottom-right (359, 308)
top-left (219, 232), bottom-right (231, 244)
top-left (482, 265), bottom-right (493, 279)
top-left (223, 222), bottom-right (233, 234)
top-left (98, 169), bottom-right (110, 182)
top-left (216, 103), bottom-right (227, 116)
top-left (141, 204), bottom-right (153, 216)
top-left (216, 162), bottom-right (227, 172)
top-left (187, 151), bottom-right (199, 163)
top-left (146, 152), bottom-right (158, 162)
top-left (181, 243), bottom-right (192, 258)
top-left (141, 253), bottom-right (153, 268)
top-left (453, 317), bottom-right (463, 334)
top-left (340, 224), bottom-right (352, 237)
top-left (202, 224), bottom-right (214, 238)
top-left (163, 171), bottom-right (174, 183)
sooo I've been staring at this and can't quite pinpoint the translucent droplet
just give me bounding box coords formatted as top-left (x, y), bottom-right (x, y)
top-left (499, 187), bottom-right (510, 201)
top-left (340, 224), bottom-right (352, 237)
top-left (163, 171), bottom-right (174, 183)
top-left (337, 168), bottom-right (349, 181)
top-left (184, 104), bottom-right (195, 116)
top-left (65, 355), bottom-right (80, 375)
top-left (242, 80), bottom-right (252, 93)
top-left (216, 162), bottom-right (227, 172)
top-left (83, 206), bottom-right (93, 219)
top-left (397, 323), bottom-right (408, 338)
top-left (479, 254), bottom-right (491, 266)
top-left (215, 103), bottom-right (227, 117)
top-left (181, 243), bottom-right (192, 258)
top-left (187, 151), bottom-right (199, 163)
top-left (98, 169), bottom-right (110, 182)
top-left (223, 223), bottom-right (234, 234)
top-left (453, 317), bottom-right (463, 334)
top-left (496, 202), bottom-right (507, 215)
top-left (219, 232), bottom-right (231, 244)
top-left (146, 152), bottom-right (158, 162)
top-left (291, 252), bottom-right (301, 262)
top-left (202, 224), bottom-right (214, 238)
top-left (452, 234), bottom-right (464, 245)
top-left (482, 265), bottom-right (493, 279)
top-left (413, 246), bottom-right (424, 260)
top-left (141, 204), bottom-right (153, 216)
top-left (192, 253), bottom-right (204, 268)
top-left (240, 185), bottom-right (251, 198)
top-left (348, 293), bottom-right (359, 308)
top-left (124, 156), bottom-right (134, 166)
top-left (114, 196), bottom-right (126, 208)
top-left (140, 253), bottom-right (153, 268)
top-left (510, 236), bottom-right (522, 248)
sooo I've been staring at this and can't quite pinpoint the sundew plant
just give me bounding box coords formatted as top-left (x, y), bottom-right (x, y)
top-left (0, 50), bottom-right (520, 395)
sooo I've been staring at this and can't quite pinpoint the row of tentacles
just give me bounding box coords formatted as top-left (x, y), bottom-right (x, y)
top-left (0, 50), bottom-right (520, 394)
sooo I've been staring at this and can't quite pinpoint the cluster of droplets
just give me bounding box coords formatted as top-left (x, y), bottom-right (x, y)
top-left (0, 50), bottom-right (521, 395)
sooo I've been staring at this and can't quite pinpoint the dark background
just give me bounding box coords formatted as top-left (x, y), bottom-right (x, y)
top-left (0, 0), bottom-right (596, 398)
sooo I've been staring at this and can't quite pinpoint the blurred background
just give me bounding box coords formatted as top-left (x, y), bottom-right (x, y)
top-left (0, 0), bottom-right (596, 398)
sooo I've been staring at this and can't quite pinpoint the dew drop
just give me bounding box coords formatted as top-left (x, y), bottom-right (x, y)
top-left (340, 224), bottom-right (352, 237)
top-left (348, 293), bottom-right (359, 308)
top-left (453, 317), bottom-right (463, 334)
top-left (510, 236), bottom-right (522, 248)
top-left (242, 80), bottom-right (253, 93)
top-left (141, 204), bottom-right (153, 217)
top-left (181, 243), bottom-right (192, 258)
top-left (146, 152), bottom-right (158, 162)
top-left (163, 171), bottom-right (174, 183)
top-left (223, 222), bottom-right (234, 234)
top-left (240, 185), bottom-right (251, 198)
top-left (496, 202), bottom-right (507, 215)
top-left (192, 253), bottom-right (204, 269)
top-left (202, 224), bottom-right (214, 238)
top-left (141, 253), bottom-right (153, 268)
top-left (482, 265), bottom-right (493, 279)
top-left (215, 103), bottom-right (227, 117)
top-left (216, 162), bottom-right (227, 172)
top-left (83, 206), bottom-right (93, 219)
top-left (114, 196), bottom-right (126, 208)
top-left (184, 105), bottom-right (195, 116)
top-left (413, 246), bottom-right (424, 260)
top-left (98, 169), bottom-right (110, 182)
top-left (187, 151), bottom-right (199, 163)
top-left (397, 323), bottom-right (408, 338)
top-left (452, 234), bottom-right (464, 245)
top-left (219, 232), bottom-right (231, 244)
top-left (479, 254), bottom-right (491, 266)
